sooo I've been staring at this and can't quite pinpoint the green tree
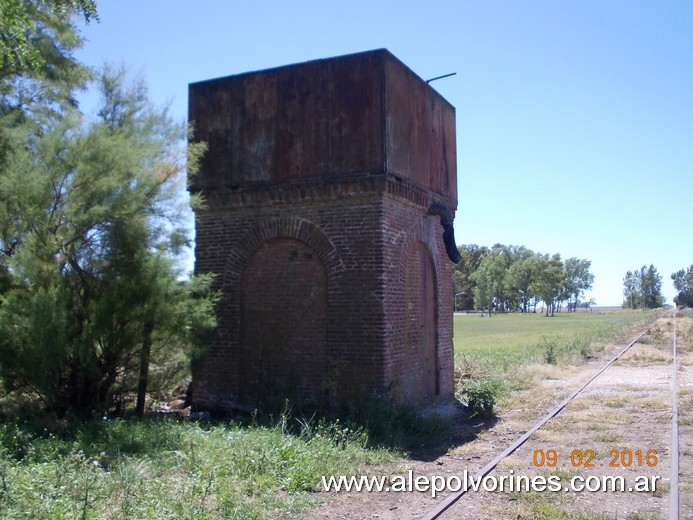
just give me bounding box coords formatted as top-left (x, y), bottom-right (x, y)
top-left (0, 0), bottom-right (97, 128)
top-left (564, 257), bottom-right (594, 312)
top-left (623, 270), bottom-right (639, 309)
top-left (471, 260), bottom-right (494, 316)
top-left (0, 66), bottom-right (215, 416)
top-left (639, 264), bottom-right (664, 309)
top-left (489, 244), bottom-right (512, 310)
top-left (452, 243), bottom-right (488, 311)
top-left (530, 253), bottom-right (566, 317)
top-left (0, 0), bottom-right (97, 79)
top-left (672, 265), bottom-right (693, 308)
top-left (640, 264), bottom-right (664, 309)
top-left (622, 265), bottom-right (664, 309)
top-left (506, 246), bottom-right (536, 313)
top-left (1, 0), bottom-right (96, 215)
top-left (471, 245), bottom-right (510, 315)
top-left (459, 244), bottom-right (594, 316)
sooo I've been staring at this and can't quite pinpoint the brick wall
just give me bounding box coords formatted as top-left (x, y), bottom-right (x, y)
top-left (191, 174), bottom-right (455, 412)
top-left (381, 190), bottom-right (455, 405)
top-left (240, 238), bottom-right (328, 406)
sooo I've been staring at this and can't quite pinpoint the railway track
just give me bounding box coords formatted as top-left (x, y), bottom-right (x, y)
top-left (423, 310), bottom-right (686, 520)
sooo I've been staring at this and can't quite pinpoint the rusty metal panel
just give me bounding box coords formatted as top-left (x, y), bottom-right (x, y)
top-left (440, 96), bottom-right (457, 201)
top-left (427, 91), bottom-right (444, 195)
top-left (188, 81), bottom-right (230, 190)
top-left (426, 90), bottom-right (457, 199)
top-left (276, 60), bottom-right (330, 180)
top-left (238, 72), bottom-right (278, 183)
top-left (384, 55), bottom-right (429, 188)
top-left (383, 52), bottom-right (457, 202)
top-left (327, 51), bottom-right (385, 176)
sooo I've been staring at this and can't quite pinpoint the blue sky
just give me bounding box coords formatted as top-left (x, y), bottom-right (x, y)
top-left (75, 1), bottom-right (692, 306)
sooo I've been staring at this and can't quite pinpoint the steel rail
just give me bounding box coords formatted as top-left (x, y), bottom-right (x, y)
top-left (422, 329), bottom-right (650, 520)
top-left (670, 314), bottom-right (679, 520)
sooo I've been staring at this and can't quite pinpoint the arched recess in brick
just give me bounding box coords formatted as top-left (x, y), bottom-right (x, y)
top-left (223, 217), bottom-right (344, 409)
top-left (395, 216), bottom-right (442, 401)
top-left (224, 217), bottom-right (344, 285)
top-left (240, 238), bottom-right (327, 407)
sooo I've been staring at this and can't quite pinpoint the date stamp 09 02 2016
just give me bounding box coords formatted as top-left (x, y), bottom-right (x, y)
top-left (532, 449), bottom-right (659, 469)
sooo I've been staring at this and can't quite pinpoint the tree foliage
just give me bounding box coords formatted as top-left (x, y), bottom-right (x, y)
top-left (452, 243), bottom-right (488, 311)
top-left (671, 264), bottom-right (693, 308)
top-left (622, 265), bottom-right (664, 309)
top-left (531, 254), bottom-right (568, 317)
top-left (564, 257), bottom-right (594, 313)
top-left (471, 244), bottom-right (510, 316)
top-left (0, 3), bottom-right (217, 416)
top-left (505, 246), bottom-right (537, 313)
top-left (0, 0), bottom-right (97, 79)
top-left (453, 244), bottom-right (593, 316)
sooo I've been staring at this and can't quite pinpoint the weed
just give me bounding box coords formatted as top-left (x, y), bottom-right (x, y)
top-left (543, 337), bottom-right (558, 364)
top-left (462, 379), bottom-right (504, 418)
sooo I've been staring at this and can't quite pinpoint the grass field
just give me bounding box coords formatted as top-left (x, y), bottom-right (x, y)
top-left (453, 308), bottom-right (659, 415)
top-left (454, 308), bottom-right (654, 369)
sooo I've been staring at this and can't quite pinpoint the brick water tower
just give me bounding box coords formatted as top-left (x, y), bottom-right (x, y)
top-left (189, 49), bottom-right (460, 413)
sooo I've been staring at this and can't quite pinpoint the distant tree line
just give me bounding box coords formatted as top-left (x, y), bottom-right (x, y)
top-left (452, 244), bottom-right (594, 317)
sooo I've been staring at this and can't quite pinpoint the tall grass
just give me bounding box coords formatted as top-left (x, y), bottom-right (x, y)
top-left (0, 393), bottom-right (453, 519)
top-left (0, 411), bottom-right (397, 519)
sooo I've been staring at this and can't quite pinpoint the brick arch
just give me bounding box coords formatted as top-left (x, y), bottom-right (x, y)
top-left (240, 237), bottom-right (328, 407)
top-left (392, 215), bottom-right (443, 401)
top-left (219, 217), bottom-right (344, 410)
top-left (395, 215), bottom-right (442, 281)
top-left (224, 216), bottom-right (344, 286)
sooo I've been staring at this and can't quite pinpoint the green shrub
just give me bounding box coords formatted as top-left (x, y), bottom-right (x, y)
top-left (463, 379), bottom-right (504, 418)
top-left (543, 338), bottom-right (558, 364)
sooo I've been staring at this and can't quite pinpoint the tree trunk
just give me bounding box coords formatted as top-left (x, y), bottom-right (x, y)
top-left (136, 320), bottom-right (154, 417)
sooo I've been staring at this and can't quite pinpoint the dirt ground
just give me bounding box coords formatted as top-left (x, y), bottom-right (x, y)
top-left (302, 311), bottom-right (692, 519)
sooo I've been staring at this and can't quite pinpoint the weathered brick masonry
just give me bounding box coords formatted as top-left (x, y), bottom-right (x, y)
top-left (189, 49), bottom-right (458, 412)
